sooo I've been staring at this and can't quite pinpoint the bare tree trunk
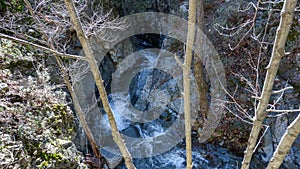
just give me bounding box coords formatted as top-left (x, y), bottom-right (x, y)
top-left (266, 114), bottom-right (300, 169)
top-left (194, 0), bottom-right (209, 121)
top-left (184, 0), bottom-right (196, 168)
top-left (193, 0), bottom-right (217, 144)
top-left (22, 0), bottom-right (103, 162)
top-left (57, 58), bottom-right (104, 159)
top-left (63, 0), bottom-right (136, 168)
top-left (241, 0), bottom-right (298, 168)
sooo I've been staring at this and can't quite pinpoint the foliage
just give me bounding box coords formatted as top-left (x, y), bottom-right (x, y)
top-left (0, 0), bottom-right (24, 14)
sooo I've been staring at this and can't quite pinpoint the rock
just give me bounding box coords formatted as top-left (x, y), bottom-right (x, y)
top-left (121, 125), bottom-right (141, 138)
top-left (179, 1), bottom-right (188, 19)
top-left (260, 123), bottom-right (274, 162)
top-left (281, 147), bottom-right (300, 169)
top-left (279, 50), bottom-right (300, 89)
top-left (274, 115), bottom-right (288, 144)
top-left (57, 139), bottom-right (74, 148)
top-left (100, 149), bottom-right (123, 169)
top-left (251, 155), bottom-right (267, 169)
top-left (294, 135), bottom-right (300, 149)
top-left (0, 82), bottom-right (8, 92)
top-left (101, 0), bottom-right (180, 16)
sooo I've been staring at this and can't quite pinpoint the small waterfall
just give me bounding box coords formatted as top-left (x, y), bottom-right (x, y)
top-left (108, 43), bottom-right (208, 168)
top-left (94, 34), bottom-right (240, 168)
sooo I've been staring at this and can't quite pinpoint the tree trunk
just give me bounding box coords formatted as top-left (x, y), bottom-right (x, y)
top-left (266, 114), bottom-right (300, 169)
top-left (241, 0), bottom-right (298, 168)
top-left (193, 0), bottom-right (217, 144)
top-left (64, 0), bottom-right (136, 168)
top-left (194, 0), bottom-right (209, 121)
top-left (184, 0), bottom-right (196, 168)
top-left (22, 0), bottom-right (103, 162)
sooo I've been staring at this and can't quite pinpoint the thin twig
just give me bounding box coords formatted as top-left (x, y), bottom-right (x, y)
top-left (272, 86), bottom-right (293, 94)
top-left (266, 109), bottom-right (300, 113)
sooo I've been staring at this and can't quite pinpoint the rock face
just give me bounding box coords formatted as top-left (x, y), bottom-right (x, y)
top-left (100, 0), bottom-right (181, 16)
top-left (0, 40), bottom-right (87, 169)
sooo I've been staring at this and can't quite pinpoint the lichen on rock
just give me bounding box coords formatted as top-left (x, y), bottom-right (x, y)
top-left (0, 39), bottom-right (87, 169)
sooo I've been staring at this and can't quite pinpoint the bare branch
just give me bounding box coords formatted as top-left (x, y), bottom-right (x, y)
top-left (267, 109), bottom-right (300, 113)
top-left (213, 71), bottom-right (253, 120)
top-left (222, 104), bottom-right (253, 125)
top-left (242, 0), bottom-right (298, 168)
top-left (0, 33), bottom-right (86, 61)
top-left (174, 54), bottom-right (184, 68)
top-left (183, 0), bottom-right (196, 168)
top-left (253, 124), bottom-right (269, 153)
top-left (272, 86), bottom-right (294, 94)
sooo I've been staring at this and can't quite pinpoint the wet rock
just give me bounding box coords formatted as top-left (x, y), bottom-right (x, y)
top-left (121, 125), bottom-right (141, 138)
top-left (100, 149), bottom-right (123, 169)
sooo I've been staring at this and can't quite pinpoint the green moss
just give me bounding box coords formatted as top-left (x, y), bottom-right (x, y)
top-left (38, 161), bottom-right (49, 169)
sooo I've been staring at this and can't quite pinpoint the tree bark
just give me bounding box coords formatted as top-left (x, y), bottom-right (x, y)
top-left (193, 0), bottom-right (216, 144)
top-left (184, 0), bottom-right (196, 168)
top-left (266, 114), bottom-right (300, 169)
top-left (64, 0), bottom-right (136, 169)
top-left (194, 0), bottom-right (209, 121)
top-left (241, 0), bottom-right (298, 168)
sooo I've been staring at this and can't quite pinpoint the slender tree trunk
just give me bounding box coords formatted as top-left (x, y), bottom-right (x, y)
top-left (23, 0), bottom-right (103, 161)
top-left (184, 0), bottom-right (196, 168)
top-left (241, 0), bottom-right (298, 168)
top-left (194, 0), bottom-right (217, 144)
top-left (64, 0), bottom-right (136, 169)
top-left (194, 0), bottom-right (209, 121)
top-left (57, 57), bottom-right (104, 159)
top-left (266, 114), bottom-right (300, 169)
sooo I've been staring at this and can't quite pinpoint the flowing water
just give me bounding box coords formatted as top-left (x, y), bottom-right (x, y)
top-left (101, 42), bottom-right (241, 168)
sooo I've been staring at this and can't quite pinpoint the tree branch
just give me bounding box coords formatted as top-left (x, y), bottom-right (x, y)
top-left (267, 109), bottom-right (300, 113)
top-left (184, 0), bottom-right (196, 168)
top-left (272, 86), bottom-right (293, 94)
top-left (266, 113), bottom-right (300, 169)
top-left (0, 33), bottom-right (86, 61)
top-left (241, 0), bottom-right (298, 168)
